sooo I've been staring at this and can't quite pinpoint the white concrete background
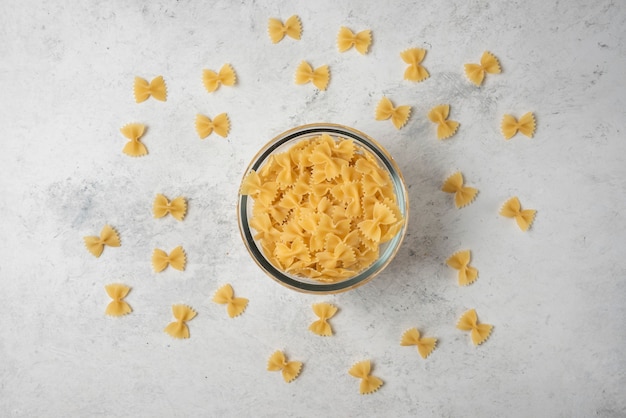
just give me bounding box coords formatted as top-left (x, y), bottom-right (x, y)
top-left (1, 0), bottom-right (625, 416)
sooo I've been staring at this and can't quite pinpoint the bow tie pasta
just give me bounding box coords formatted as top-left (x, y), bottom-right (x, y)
top-left (240, 134), bottom-right (404, 282)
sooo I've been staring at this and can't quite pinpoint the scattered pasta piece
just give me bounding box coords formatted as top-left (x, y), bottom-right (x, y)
top-left (120, 123), bottom-right (147, 157)
top-left (202, 64), bottom-right (237, 93)
top-left (84, 224), bottom-right (121, 257)
top-left (464, 51), bottom-right (501, 86)
top-left (457, 309), bottom-right (493, 345)
top-left (152, 246), bottom-right (186, 272)
top-left (268, 15), bottom-right (302, 43)
top-left (500, 196), bottom-right (536, 231)
top-left (196, 113), bottom-right (230, 138)
top-left (375, 96), bottom-right (411, 129)
top-left (133, 75), bottom-right (167, 103)
top-left (400, 48), bottom-right (429, 82)
top-left (104, 284), bottom-right (132, 317)
top-left (337, 26), bottom-right (372, 54)
top-left (501, 112), bottom-right (536, 139)
top-left (153, 194), bottom-right (187, 221)
top-left (309, 303), bottom-right (338, 336)
top-left (446, 250), bottom-right (478, 286)
top-left (428, 104), bottom-right (459, 140)
top-left (294, 61), bottom-right (330, 90)
top-left (267, 351), bottom-right (302, 383)
top-left (164, 304), bottom-right (197, 339)
top-left (240, 134), bottom-right (405, 282)
top-left (213, 284), bottom-right (248, 318)
top-left (441, 172), bottom-right (478, 208)
top-left (348, 360), bottom-right (383, 395)
top-left (400, 328), bottom-right (437, 359)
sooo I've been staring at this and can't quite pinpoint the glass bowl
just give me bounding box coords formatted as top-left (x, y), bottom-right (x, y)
top-left (237, 123), bottom-right (409, 294)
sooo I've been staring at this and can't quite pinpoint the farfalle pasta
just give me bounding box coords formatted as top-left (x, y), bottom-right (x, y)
top-left (202, 64), bottom-right (236, 93)
top-left (164, 304), bottom-right (197, 339)
top-left (464, 51), bottom-right (501, 86)
top-left (240, 134), bottom-right (404, 282)
top-left (153, 194), bottom-right (187, 221)
top-left (375, 97), bottom-right (411, 129)
top-left (441, 172), bottom-right (477, 208)
top-left (196, 113), bottom-right (230, 138)
top-left (500, 196), bottom-right (536, 231)
top-left (268, 15), bottom-right (302, 43)
top-left (134, 75), bottom-right (167, 103)
top-left (428, 105), bottom-right (459, 140)
top-left (294, 61), bottom-right (330, 90)
top-left (501, 112), bottom-right (536, 139)
top-left (457, 309), bottom-right (493, 345)
top-left (337, 26), bottom-right (372, 54)
top-left (309, 302), bottom-right (337, 336)
top-left (120, 123), bottom-right (148, 157)
top-left (84, 224), bottom-right (120, 257)
top-left (446, 249), bottom-right (478, 286)
top-left (152, 246), bottom-right (186, 272)
top-left (400, 48), bottom-right (429, 82)
top-left (348, 360), bottom-right (383, 394)
top-left (213, 284), bottom-right (248, 318)
top-left (104, 284), bottom-right (132, 317)
top-left (400, 328), bottom-right (437, 359)
top-left (267, 351), bottom-right (302, 383)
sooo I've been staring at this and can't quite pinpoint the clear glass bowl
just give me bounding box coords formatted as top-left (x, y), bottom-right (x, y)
top-left (237, 123), bottom-right (409, 294)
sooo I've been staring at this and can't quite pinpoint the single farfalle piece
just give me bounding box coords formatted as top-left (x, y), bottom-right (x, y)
top-left (457, 309), bottom-right (493, 345)
top-left (268, 15), bottom-right (302, 43)
top-left (202, 64), bottom-right (237, 93)
top-left (358, 201), bottom-right (397, 242)
top-left (400, 48), bottom-right (429, 82)
top-left (152, 246), bottom-right (186, 272)
top-left (309, 303), bottom-right (338, 336)
top-left (153, 194), bottom-right (187, 221)
top-left (120, 123), bottom-right (148, 157)
top-left (464, 51), bottom-right (501, 86)
top-left (400, 328), bottom-right (437, 359)
top-left (375, 97), bottom-right (411, 130)
top-left (441, 172), bottom-right (478, 208)
top-left (195, 113), bottom-right (230, 138)
top-left (164, 304), bottom-right (197, 339)
top-left (295, 61), bottom-right (330, 90)
top-left (267, 351), bottom-right (303, 383)
top-left (349, 360), bottom-right (383, 395)
top-left (337, 26), bottom-right (372, 54)
top-left (134, 75), bottom-right (167, 103)
top-left (213, 284), bottom-right (248, 318)
top-left (501, 112), bottom-right (536, 139)
top-left (104, 284), bottom-right (132, 317)
top-left (84, 224), bottom-right (121, 258)
top-left (240, 170), bottom-right (278, 207)
top-left (446, 249), bottom-right (478, 286)
top-left (500, 196), bottom-right (536, 231)
top-left (428, 104), bottom-right (459, 140)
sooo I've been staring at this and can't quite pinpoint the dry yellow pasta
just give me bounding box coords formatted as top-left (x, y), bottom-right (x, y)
top-left (213, 284), bottom-right (248, 318)
top-left (294, 61), bottom-right (330, 90)
top-left (267, 351), bottom-right (302, 383)
top-left (501, 112), bottom-right (536, 139)
top-left (441, 172), bottom-right (477, 208)
top-left (153, 194), bottom-right (187, 221)
top-left (104, 284), bottom-right (132, 317)
top-left (152, 246), bottom-right (186, 272)
top-left (446, 249), bottom-right (478, 286)
top-left (400, 328), bottom-right (437, 359)
top-left (375, 97), bottom-right (411, 129)
top-left (133, 75), bottom-right (167, 103)
top-left (240, 134), bottom-right (404, 282)
top-left (196, 113), bottom-right (230, 138)
top-left (400, 48), bottom-right (429, 82)
top-left (120, 123), bottom-right (148, 157)
top-left (164, 305), bottom-right (197, 339)
top-left (428, 104), bottom-right (459, 140)
top-left (457, 309), bottom-right (493, 345)
top-left (500, 196), bottom-right (536, 231)
top-left (84, 224), bottom-right (121, 257)
top-left (309, 302), bottom-right (338, 336)
top-left (464, 51), bottom-right (501, 86)
top-left (202, 64), bottom-right (237, 93)
top-left (337, 26), bottom-right (372, 54)
top-left (268, 15), bottom-right (302, 43)
top-left (348, 360), bottom-right (383, 394)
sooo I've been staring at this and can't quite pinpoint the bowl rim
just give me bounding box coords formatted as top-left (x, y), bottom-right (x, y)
top-left (237, 122), bottom-right (410, 294)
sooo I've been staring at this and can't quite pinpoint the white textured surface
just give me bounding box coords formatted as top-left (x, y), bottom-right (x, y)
top-left (1, 0), bottom-right (625, 416)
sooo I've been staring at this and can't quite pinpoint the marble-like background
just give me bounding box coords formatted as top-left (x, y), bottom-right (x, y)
top-left (1, 0), bottom-right (625, 416)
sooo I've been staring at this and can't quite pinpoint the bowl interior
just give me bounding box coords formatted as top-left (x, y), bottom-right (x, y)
top-left (238, 124), bottom-right (409, 294)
